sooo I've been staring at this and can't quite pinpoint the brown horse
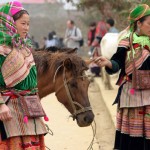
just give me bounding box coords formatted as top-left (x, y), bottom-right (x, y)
top-left (33, 49), bottom-right (94, 127)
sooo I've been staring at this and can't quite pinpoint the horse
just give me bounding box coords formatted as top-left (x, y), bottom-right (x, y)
top-left (100, 29), bottom-right (129, 90)
top-left (33, 48), bottom-right (94, 127)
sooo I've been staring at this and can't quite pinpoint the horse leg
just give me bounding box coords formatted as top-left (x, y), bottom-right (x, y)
top-left (104, 73), bottom-right (113, 90)
top-left (101, 67), bottom-right (104, 81)
top-left (101, 68), bottom-right (113, 90)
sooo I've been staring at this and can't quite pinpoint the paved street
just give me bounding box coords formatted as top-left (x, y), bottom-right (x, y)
top-left (41, 93), bottom-right (100, 150)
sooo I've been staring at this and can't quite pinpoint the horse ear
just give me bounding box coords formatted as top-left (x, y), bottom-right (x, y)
top-left (67, 48), bottom-right (78, 54)
top-left (63, 58), bottom-right (73, 70)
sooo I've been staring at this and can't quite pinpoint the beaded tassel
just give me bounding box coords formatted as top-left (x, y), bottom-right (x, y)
top-left (129, 88), bottom-right (135, 95)
top-left (23, 116), bottom-right (28, 123)
top-left (44, 116), bottom-right (49, 121)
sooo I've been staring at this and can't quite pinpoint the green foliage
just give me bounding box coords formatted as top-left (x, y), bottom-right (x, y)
top-left (141, 0), bottom-right (150, 5)
top-left (73, 0), bottom-right (150, 29)
top-left (78, 0), bottom-right (149, 10)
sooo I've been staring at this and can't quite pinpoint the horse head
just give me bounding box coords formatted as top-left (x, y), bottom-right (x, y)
top-left (52, 53), bottom-right (94, 127)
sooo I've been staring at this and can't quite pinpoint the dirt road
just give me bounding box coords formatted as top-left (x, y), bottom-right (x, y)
top-left (88, 81), bottom-right (115, 150)
top-left (41, 80), bottom-right (115, 150)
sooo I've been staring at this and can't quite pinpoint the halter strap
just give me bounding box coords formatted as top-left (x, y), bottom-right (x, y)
top-left (53, 64), bottom-right (92, 119)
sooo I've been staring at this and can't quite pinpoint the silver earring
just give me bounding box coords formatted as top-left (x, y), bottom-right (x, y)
top-left (137, 27), bottom-right (140, 34)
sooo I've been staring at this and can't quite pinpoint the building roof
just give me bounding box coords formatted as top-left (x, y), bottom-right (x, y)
top-left (19, 0), bottom-right (56, 3)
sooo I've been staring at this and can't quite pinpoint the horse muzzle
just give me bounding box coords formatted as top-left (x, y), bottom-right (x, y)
top-left (76, 110), bottom-right (94, 127)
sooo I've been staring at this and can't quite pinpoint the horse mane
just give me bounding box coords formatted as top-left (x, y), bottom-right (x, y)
top-left (36, 46), bottom-right (78, 54)
top-left (33, 48), bottom-right (87, 76)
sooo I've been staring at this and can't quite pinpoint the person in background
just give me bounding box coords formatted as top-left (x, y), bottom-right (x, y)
top-left (89, 20), bottom-right (107, 76)
top-left (91, 19), bottom-right (107, 49)
top-left (51, 31), bottom-right (63, 48)
top-left (89, 47), bottom-right (101, 77)
top-left (31, 36), bottom-right (39, 49)
top-left (46, 31), bottom-right (61, 48)
top-left (64, 20), bottom-right (82, 50)
top-left (94, 4), bottom-right (150, 150)
top-left (106, 18), bottom-right (119, 33)
top-left (45, 31), bottom-right (53, 48)
top-left (41, 36), bottom-right (47, 49)
top-left (0, 1), bottom-right (48, 149)
top-left (87, 22), bottom-right (96, 55)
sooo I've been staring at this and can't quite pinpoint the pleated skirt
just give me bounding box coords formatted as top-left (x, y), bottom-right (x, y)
top-left (114, 106), bottom-right (150, 150)
top-left (0, 135), bottom-right (45, 150)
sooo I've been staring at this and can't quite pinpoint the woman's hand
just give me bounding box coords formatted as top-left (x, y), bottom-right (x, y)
top-left (85, 58), bottom-right (95, 65)
top-left (94, 56), bottom-right (112, 69)
top-left (0, 104), bottom-right (12, 121)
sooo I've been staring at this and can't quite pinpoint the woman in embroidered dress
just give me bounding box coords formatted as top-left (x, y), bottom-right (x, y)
top-left (0, 1), bottom-right (47, 150)
top-left (94, 4), bottom-right (150, 150)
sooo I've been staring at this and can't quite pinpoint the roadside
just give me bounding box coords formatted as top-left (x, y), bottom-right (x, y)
top-left (94, 76), bottom-right (118, 126)
top-left (88, 80), bottom-right (115, 150)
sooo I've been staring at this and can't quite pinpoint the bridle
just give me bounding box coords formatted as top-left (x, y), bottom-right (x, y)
top-left (53, 64), bottom-right (92, 120)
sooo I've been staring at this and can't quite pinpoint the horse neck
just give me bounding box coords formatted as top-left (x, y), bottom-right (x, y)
top-left (37, 69), bottom-right (55, 99)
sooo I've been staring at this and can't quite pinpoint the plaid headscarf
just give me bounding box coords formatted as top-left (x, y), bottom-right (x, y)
top-left (129, 4), bottom-right (150, 31)
top-left (0, 1), bottom-right (32, 48)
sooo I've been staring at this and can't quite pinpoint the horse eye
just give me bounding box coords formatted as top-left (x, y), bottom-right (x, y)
top-left (70, 81), bottom-right (78, 88)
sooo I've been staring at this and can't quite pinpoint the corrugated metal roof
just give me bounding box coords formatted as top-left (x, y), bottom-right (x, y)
top-left (0, 0), bottom-right (57, 5)
top-left (19, 0), bottom-right (56, 3)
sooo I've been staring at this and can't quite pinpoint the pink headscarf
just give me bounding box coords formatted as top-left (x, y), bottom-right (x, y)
top-left (0, 1), bottom-right (31, 48)
top-left (9, 1), bottom-right (25, 16)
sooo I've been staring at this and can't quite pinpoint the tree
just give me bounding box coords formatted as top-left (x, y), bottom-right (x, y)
top-left (67, 0), bottom-right (150, 30)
